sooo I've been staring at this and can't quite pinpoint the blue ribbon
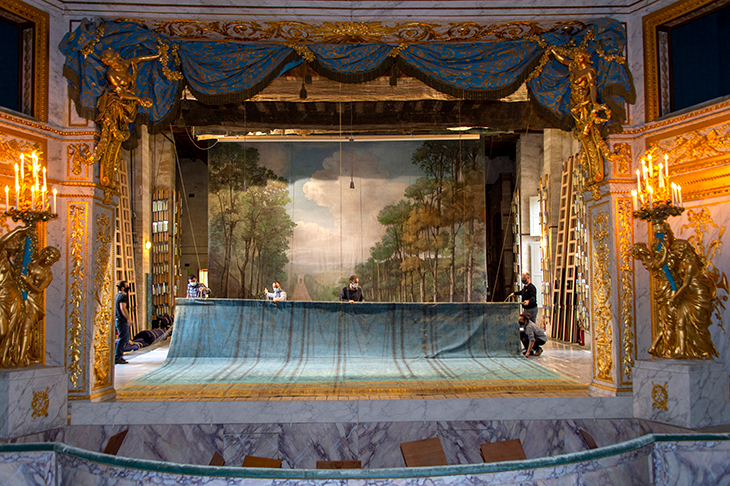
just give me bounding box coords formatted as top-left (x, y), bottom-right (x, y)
top-left (654, 231), bottom-right (677, 291)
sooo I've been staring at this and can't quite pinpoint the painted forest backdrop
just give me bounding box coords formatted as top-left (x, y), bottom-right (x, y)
top-left (208, 139), bottom-right (488, 302)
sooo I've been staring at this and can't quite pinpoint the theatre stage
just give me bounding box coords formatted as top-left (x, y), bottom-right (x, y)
top-left (115, 299), bottom-right (585, 400)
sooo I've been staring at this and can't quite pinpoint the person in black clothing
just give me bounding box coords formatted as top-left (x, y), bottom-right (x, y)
top-left (340, 275), bottom-right (364, 303)
top-left (114, 280), bottom-right (132, 364)
top-left (509, 272), bottom-right (538, 323)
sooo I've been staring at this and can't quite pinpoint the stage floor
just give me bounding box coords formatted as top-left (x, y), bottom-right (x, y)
top-left (114, 339), bottom-right (590, 401)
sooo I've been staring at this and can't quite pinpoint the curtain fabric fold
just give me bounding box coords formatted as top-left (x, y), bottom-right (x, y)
top-left (60, 17), bottom-right (634, 135)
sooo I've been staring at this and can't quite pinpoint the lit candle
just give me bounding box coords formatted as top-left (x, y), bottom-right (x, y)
top-left (648, 186), bottom-right (653, 207)
top-left (3, 186), bottom-right (7, 212)
top-left (631, 189), bottom-right (638, 211)
top-left (641, 158), bottom-right (647, 182)
top-left (671, 183), bottom-right (676, 205)
top-left (658, 164), bottom-right (664, 188)
top-left (648, 154), bottom-right (653, 178)
top-left (31, 186), bottom-right (35, 210)
top-left (52, 188), bottom-right (57, 214)
top-left (678, 185), bottom-right (682, 206)
top-left (664, 153), bottom-right (669, 178)
top-left (41, 186), bottom-right (46, 211)
top-left (14, 163), bottom-right (18, 190)
top-left (636, 169), bottom-right (641, 194)
top-left (20, 154), bottom-right (24, 180)
top-left (42, 167), bottom-right (46, 189)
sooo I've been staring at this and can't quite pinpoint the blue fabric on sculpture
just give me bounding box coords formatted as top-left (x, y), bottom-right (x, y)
top-left (59, 19), bottom-right (182, 126)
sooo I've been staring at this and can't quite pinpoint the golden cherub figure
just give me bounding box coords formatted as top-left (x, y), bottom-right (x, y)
top-left (549, 46), bottom-right (613, 189)
top-left (86, 47), bottom-right (160, 201)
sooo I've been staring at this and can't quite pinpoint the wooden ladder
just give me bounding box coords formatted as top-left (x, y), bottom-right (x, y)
top-left (538, 176), bottom-right (552, 329)
top-left (114, 157), bottom-right (139, 337)
top-left (550, 156), bottom-right (574, 341)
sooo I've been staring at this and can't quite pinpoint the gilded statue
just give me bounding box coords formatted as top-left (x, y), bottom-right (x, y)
top-left (86, 47), bottom-right (160, 200)
top-left (0, 225), bottom-right (60, 367)
top-left (549, 46), bottom-right (613, 189)
top-left (631, 223), bottom-right (719, 360)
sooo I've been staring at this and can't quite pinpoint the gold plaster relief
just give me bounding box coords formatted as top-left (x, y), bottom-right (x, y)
top-left (92, 213), bottom-right (113, 389)
top-left (592, 208), bottom-right (614, 383)
top-left (66, 203), bottom-right (87, 390)
top-left (617, 198), bottom-right (636, 384)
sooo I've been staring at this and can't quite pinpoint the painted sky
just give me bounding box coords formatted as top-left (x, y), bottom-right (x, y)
top-left (251, 141), bottom-right (428, 284)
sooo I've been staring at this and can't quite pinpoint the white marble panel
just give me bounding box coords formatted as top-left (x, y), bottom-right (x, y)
top-left (634, 358), bottom-right (730, 428)
top-left (0, 451), bottom-right (56, 486)
top-left (0, 366), bottom-right (66, 439)
top-left (70, 399), bottom-right (359, 425)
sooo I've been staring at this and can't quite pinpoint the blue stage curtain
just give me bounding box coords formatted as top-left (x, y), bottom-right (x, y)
top-left (60, 18), bottom-right (634, 135)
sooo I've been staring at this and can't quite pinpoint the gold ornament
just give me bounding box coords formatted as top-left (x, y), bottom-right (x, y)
top-left (31, 387), bottom-right (49, 419)
top-left (92, 214), bottom-right (113, 389)
top-left (68, 204), bottom-right (87, 389)
top-left (592, 211), bottom-right (613, 381)
top-left (651, 381), bottom-right (668, 411)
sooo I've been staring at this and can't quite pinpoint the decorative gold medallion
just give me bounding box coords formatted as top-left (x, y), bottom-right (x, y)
top-left (31, 386), bottom-right (49, 419)
top-left (651, 381), bottom-right (669, 411)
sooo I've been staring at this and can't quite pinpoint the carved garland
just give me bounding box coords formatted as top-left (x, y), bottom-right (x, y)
top-left (592, 211), bottom-right (613, 382)
top-left (617, 199), bottom-right (635, 382)
top-left (92, 213), bottom-right (113, 388)
top-left (67, 204), bottom-right (86, 389)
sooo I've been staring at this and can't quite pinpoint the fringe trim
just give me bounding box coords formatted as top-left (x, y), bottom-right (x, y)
top-left (308, 56), bottom-right (395, 84)
top-left (187, 50), bottom-right (300, 104)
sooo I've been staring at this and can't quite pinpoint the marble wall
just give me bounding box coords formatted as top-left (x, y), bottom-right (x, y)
top-left (7, 418), bottom-right (688, 469)
top-left (3, 434), bottom-right (730, 486)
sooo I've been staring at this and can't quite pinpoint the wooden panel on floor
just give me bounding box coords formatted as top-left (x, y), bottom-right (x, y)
top-left (480, 439), bottom-right (526, 463)
top-left (579, 428), bottom-right (598, 449)
top-left (400, 437), bottom-right (448, 467)
top-left (209, 451), bottom-right (225, 466)
top-left (102, 430), bottom-right (129, 456)
top-left (316, 460), bottom-right (362, 469)
top-left (242, 455), bottom-right (282, 468)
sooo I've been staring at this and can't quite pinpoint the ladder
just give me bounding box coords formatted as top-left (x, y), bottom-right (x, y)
top-left (550, 155), bottom-right (576, 342)
top-left (114, 157), bottom-right (139, 337)
top-left (538, 176), bottom-right (552, 330)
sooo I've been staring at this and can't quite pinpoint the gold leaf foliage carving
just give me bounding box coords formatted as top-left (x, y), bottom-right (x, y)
top-left (68, 144), bottom-right (91, 176)
top-left (92, 213), bottom-right (113, 389)
top-left (146, 19), bottom-right (587, 43)
top-left (617, 199), bottom-right (635, 381)
top-left (31, 387), bottom-right (49, 419)
top-left (67, 204), bottom-right (86, 389)
top-left (613, 143), bottom-right (632, 174)
top-left (592, 211), bottom-right (613, 382)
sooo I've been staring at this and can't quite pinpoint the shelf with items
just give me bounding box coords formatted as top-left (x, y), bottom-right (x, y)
top-left (152, 188), bottom-right (173, 317)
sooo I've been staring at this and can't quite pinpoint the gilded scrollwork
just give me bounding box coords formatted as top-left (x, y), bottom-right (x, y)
top-left (613, 143), bottom-right (632, 174)
top-left (617, 199), bottom-right (635, 382)
top-left (92, 213), bottom-right (113, 389)
top-left (651, 381), bottom-right (669, 411)
top-left (31, 387), bottom-right (49, 419)
top-left (67, 204), bottom-right (86, 389)
top-left (67, 143), bottom-right (91, 176)
top-left (147, 19), bottom-right (586, 43)
top-left (654, 122), bottom-right (730, 176)
top-left (592, 211), bottom-right (613, 382)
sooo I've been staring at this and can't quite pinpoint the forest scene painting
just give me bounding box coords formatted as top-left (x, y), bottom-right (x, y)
top-left (208, 139), bottom-right (487, 302)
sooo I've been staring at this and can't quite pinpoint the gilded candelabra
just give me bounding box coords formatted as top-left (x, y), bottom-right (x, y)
top-left (0, 151), bottom-right (59, 368)
top-left (630, 152), bottom-right (719, 360)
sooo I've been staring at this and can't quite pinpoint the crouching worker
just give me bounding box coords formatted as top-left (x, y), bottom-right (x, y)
top-left (519, 313), bottom-right (547, 357)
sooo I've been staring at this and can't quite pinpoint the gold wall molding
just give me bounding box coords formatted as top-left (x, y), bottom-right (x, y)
top-left (592, 210), bottom-right (614, 382)
top-left (643, 0), bottom-right (719, 122)
top-left (66, 203), bottom-right (87, 390)
top-left (92, 213), bottom-right (113, 389)
top-left (144, 19), bottom-right (587, 43)
top-left (652, 381), bottom-right (669, 411)
top-left (0, 0), bottom-right (49, 122)
top-left (30, 386), bottom-right (49, 419)
top-left (616, 198), bottom-right (635, 383)
top-left (0, 112), bottom-right (97, 140)
top-left (646, 119), bottom-right (730, 201)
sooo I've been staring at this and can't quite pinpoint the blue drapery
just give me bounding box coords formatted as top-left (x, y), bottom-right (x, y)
top-left (60, 18), bottom-right (634, 133)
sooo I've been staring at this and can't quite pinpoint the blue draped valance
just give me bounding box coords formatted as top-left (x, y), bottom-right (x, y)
top-left (60, 18), bottom-right (634, 134)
